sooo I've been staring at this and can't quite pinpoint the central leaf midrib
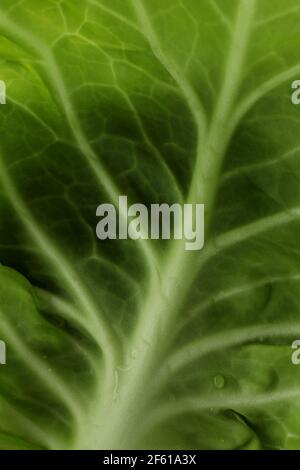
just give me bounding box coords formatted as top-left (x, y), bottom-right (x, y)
top-left (84, 0), bottom-right (257, 450)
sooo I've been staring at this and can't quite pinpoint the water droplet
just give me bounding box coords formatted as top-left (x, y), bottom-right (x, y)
top-left (131, 350), bottom-right (138, 359)
top-left (214, 374), bottom-right (225, 389)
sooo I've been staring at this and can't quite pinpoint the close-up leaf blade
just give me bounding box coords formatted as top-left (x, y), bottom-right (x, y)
top-left (0, 0), bottom-right (300, 450)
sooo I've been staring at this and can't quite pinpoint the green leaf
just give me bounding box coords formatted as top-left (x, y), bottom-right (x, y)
top-left (0, 0), bottom-right (300, 449)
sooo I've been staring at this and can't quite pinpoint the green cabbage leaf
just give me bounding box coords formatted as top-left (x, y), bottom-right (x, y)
top-left (0, 0), bottom-right (300, 450)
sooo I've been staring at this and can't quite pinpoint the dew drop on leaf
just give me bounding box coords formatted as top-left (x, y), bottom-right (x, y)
top-left (213, 374), bottom-right (225, 389)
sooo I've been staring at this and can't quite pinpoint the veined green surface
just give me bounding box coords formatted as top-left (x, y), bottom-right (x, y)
top-left (0, 0), bottom-right (300, 450)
